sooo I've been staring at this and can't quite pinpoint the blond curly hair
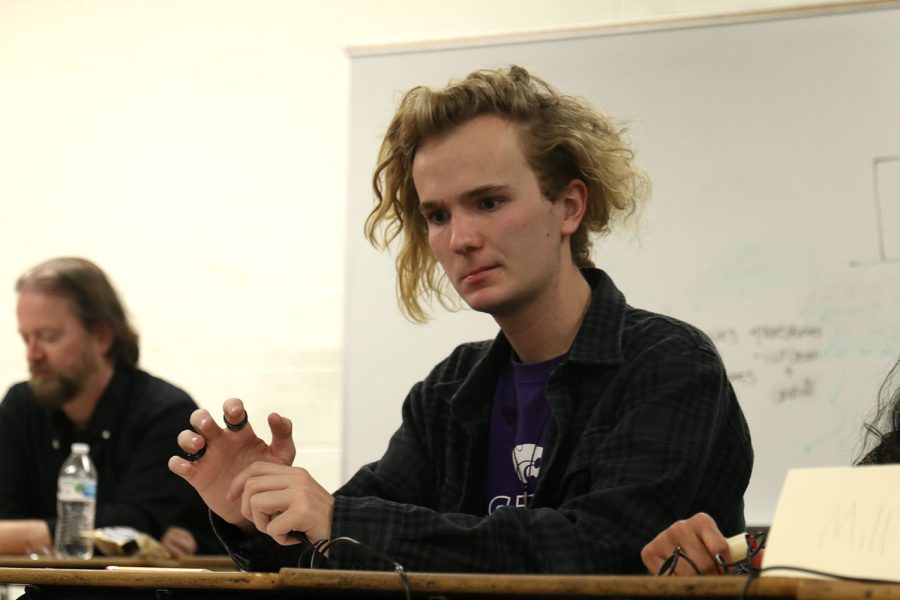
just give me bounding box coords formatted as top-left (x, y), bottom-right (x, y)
top-left (366, 65), bottom-right (650, 322)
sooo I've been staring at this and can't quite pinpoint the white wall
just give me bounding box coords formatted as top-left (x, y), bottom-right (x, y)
top-left (0, 0), bottom-right (858, 492)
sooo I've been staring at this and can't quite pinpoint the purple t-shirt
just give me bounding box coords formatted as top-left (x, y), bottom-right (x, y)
top-left (486, 354), bottom-right (564, 514)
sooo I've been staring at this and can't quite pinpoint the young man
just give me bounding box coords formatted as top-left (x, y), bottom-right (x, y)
top-left (0, 257), bottom-right (216, 556)
top-left (170, 65), bottom-right (753, 573)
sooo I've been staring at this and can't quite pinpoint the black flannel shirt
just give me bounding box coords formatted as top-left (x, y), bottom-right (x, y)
top-left (0, 367), bottom-right (219, 553)
top-left (216, 268), bottom-right (753, 573)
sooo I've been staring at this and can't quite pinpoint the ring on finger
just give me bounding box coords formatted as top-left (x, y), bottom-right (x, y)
top-left (224, 411), bottom-right (249, 431)
top-left (184, 446), bottom-right (206, 462)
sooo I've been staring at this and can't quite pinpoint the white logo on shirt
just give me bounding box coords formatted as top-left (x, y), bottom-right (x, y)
top-left (488, 444), bottom-right (544, 513)
top-left (512, 443), bottom-right (543, 483)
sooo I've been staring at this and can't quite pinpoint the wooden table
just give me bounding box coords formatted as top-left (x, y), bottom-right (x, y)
top-left (0, 555), bottom-right (237, 571)
top-left (0, 568), bottom-right (899, 600)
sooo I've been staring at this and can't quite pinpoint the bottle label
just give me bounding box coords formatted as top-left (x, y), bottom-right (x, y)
top-left (58, 477), bottom-right (97, 501)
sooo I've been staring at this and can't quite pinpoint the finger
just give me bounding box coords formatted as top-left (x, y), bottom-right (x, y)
top-left (248, 470), bottom-right (333, 546)
top-left (190, 409), bottom-right (223, 442)
top-left (246, 487), bottom-right (303, 539)
top-left (168, 529), bottom-right (197, 557)
top-left (267, 511), bottom-right (308, 546)
top-left (238, 468), bottom-right (256, 521)
top-left (672, 532), bottom-right (715, 575)
top-left (176, 430), bottom-right (206, 456)
top-left (165, 527), bottom-right (190, 543)
top-left (224, 410), bottom-right (249, 431)
top-left (267, 413), bottom-right (296, 464)
top-left (268, 488), bottom-right (333, 547)
top-left (642, 535), bottom-right (690, 575)
top-left (221, 398), bottom-right (263, 442)
top-left (641, 526), bottom-right (677, 575)
top-left (642, 515), bottom-right (720, 576)
top-left (673, 531), bottom-right (720, 575)
top-left (226, 460), bottom-right (292, 506)
top-left (640, 540), bottom-right (668, 575)
top-left (161, 541), bottom-right (183, 558)
top-left (673, 547), bottom-right (713, 575)
top-left (179, 537), bottom-right (197, 556)
top-left (223, 398), bottom-right (249, 429)
top-left (163, 537), bottom-right (191, 558)
top-left (168, 455), bottom-right (196, 481)
top-left (704, 531), bottom-right (735, 569)
top-left (229, 461), bottom-right (265, 505)
top-left (690, 514), bottom-right (731, 573)
top-left (161, 530), bottom-right (187, 557)
top-left (237, 465), bottom-right (295, 519)
top-left (245, 487), bottom-right (289, 536)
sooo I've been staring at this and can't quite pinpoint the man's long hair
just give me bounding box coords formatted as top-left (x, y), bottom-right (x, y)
top-left (16, 257), bottom-right (139, 368)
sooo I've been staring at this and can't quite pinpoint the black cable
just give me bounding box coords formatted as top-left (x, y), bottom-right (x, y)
top-left (298, 536), bottom-right (411, 600)
top-left (740, 565), bottom-right (893, 600)
top-left (657, 546), bottom-right (703, 576)
top-left (295, 537), bottom-right (329, 569)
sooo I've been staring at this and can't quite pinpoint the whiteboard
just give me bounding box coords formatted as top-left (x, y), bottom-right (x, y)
top-left (344, 3), bottom-right (900, 525)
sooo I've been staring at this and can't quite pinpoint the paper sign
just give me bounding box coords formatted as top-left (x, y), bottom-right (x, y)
top-left (762, 465), bottom-right (900, 582)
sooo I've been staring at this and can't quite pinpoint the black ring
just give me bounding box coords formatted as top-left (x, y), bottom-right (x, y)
top-left (224, 411), bottom-right (249, 431)
top-left (185, 446), bottom-right (206, 462)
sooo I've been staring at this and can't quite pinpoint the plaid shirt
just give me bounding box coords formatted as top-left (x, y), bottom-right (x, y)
top-left (216, 268), bottom-right (752, 573)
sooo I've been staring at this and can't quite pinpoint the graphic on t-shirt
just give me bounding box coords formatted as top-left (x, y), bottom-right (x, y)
top-left (488, 443), bottom-right (545, 513)
top-left (512, 443), bottom-right (543, 483)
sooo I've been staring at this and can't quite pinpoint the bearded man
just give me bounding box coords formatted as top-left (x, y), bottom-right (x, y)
top-left (0, 257), bottom-right (216, 557)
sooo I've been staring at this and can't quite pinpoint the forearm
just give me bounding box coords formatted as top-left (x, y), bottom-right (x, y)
top-left (327, 496), bottom-right (647, 574)
top-left (0, 519), bottom-right (52, 555)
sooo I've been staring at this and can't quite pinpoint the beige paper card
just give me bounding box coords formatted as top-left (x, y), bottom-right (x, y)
top-left (762, 465), bottom-right (900, 582)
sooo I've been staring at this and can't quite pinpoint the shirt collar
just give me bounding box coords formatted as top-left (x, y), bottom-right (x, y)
top-left (565, 268), bottom-right (627, 367)
top-left (447, 268), bottom-right (626, 424)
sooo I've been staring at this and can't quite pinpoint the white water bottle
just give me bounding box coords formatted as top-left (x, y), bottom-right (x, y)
top-left (53, 443), bottom-right (97, 559)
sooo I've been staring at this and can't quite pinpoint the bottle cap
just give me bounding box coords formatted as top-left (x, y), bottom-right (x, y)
top-left (71, 443), bottom-right (90, 453)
